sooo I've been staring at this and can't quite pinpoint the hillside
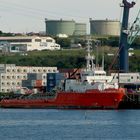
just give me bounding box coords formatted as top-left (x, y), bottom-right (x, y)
top-left (0, 47), bottom-right (139, 72)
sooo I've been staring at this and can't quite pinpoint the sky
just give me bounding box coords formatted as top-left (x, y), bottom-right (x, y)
top-left (0, 0), bottom-right (139, 33)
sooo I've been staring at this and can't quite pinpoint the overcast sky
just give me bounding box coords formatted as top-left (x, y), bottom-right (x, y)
top-left (0, 0), bottom-right (139, 33)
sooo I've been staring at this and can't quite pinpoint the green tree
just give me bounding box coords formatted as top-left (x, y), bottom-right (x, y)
top-left (55, 37), bottom-right (71, 48)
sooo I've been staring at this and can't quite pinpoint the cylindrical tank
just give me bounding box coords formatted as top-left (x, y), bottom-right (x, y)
top-left (45, 19), bottom-right (75, 36)
top-left (90, 19), bottom-right (120, 36)
top-left (74, 23), bottom-right (87, 36)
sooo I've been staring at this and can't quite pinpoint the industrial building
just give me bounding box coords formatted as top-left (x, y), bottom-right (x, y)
top-left (90, 19), bottom-right (120, 36)
top-left (45, 19), bottom-right (86, 36)
top-left (0, 36), bottom-right (60, 52)
top-left (0, 64), bottom-right (58, 93)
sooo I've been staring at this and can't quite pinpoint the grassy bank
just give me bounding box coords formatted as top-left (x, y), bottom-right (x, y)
top-left (0, 47), bottom-right (139, 71)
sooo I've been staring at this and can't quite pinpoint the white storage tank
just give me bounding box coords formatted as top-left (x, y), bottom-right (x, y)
top-left (74, 23), bottom-right (87, 36)
top-left (45, 19), bottom-right (75, 36)
top-left (90, 19), bottom-right (120, 36)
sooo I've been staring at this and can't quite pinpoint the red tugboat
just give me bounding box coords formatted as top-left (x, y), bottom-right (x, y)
top-left (0, 39), bottom-right (125, 109)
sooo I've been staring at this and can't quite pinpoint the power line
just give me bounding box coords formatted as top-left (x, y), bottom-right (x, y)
top-left (0, 6), bottom-right (44, 20)
top-left (0, 0), bottom-right (88, 20)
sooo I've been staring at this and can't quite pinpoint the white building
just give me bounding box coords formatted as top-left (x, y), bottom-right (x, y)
top-left (0, 64), bottom-right (58, 93)
top-left (0, 36), bottom-right (60, 52)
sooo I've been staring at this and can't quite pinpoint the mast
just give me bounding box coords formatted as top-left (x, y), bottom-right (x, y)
top-left (102, 52), bottom-right (104, 70)
top-left (85, 39), bottom-right (95, 71)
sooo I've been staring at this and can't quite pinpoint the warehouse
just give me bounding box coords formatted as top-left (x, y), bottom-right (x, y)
top-left (0, 36), bottom-right (60, 52)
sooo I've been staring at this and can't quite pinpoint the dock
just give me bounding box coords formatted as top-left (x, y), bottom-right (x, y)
top-left (119, 92), bottom-right (140, 109)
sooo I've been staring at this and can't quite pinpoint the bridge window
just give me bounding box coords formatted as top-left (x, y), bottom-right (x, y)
top-left (35, 39), bottom-right (41, 42)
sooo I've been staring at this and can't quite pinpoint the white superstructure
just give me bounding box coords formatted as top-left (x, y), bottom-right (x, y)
top-left (80, 39), bottom-right (114, 84)
top-left (0, 64), bottom-right (58, 93)
top-left (64, 79), bottom-right (118, 92)
top-left (62, 40), bottom-right (118, 92)
top-left (0, 36), bottom-right (60, 52)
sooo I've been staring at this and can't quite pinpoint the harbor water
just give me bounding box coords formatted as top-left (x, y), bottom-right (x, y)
top-left (0, 109), bottom-right (140, 140)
